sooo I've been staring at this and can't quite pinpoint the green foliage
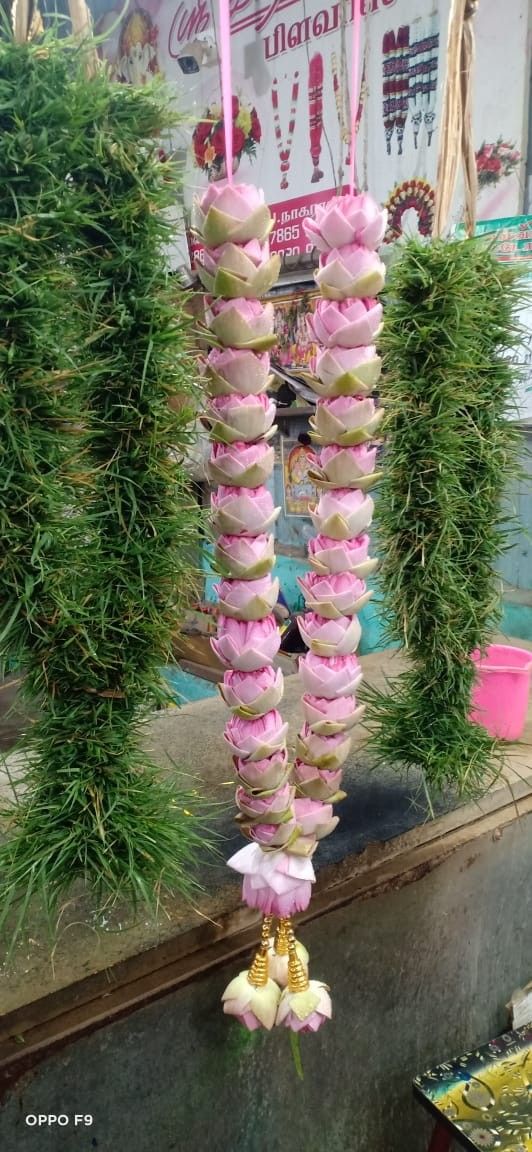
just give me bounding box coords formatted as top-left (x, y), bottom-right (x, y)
top-left (0, 36), bottom-right (210, 929)
top-left (362, 237), bottom-right (526, 797)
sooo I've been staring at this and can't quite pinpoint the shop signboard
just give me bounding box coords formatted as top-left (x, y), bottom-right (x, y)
top-left (89, 0), bottom-right (529, 274)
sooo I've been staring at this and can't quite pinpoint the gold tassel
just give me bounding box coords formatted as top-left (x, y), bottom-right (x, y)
top-left (287, 925), bottom-right (310, 994)
top-left (247, 916), bottom-right (273, 988)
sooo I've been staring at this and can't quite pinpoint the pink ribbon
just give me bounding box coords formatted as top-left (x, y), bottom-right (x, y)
top-left (349, 0), bottom-right (362, 194)
top-left (218, 0), bottom-right (233, 183)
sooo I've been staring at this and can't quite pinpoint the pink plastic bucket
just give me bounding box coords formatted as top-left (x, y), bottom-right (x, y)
top-left (470, 644), bottom-right (532, 741)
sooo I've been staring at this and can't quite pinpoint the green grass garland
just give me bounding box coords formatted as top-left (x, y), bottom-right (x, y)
top-left (362, 237), bottom-right (525, 798)
top-left (0, 38), bottom-right (211, 928)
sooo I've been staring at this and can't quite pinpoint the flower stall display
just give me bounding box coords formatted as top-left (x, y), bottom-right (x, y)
top-left (193, 96), bottom-right (261, 181)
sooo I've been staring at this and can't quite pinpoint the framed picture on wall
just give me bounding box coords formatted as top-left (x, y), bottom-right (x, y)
top-left (272, 291), bottom-right (319, 371)
top-left (281, 437), bottom-right (320, 518)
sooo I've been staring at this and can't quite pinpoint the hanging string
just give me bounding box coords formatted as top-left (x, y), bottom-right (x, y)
top-left (218, 0), bottom-right (234, 183)
top-left (432, 0), bottom-right (479, 237)
top-left (348, 0), bottom-right (363, 193)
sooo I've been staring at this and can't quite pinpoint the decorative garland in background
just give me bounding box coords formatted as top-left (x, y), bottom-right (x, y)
top-left (271, 73), bottom-right (300, 191)
top-left (308, 53), bottom-right (324, 184)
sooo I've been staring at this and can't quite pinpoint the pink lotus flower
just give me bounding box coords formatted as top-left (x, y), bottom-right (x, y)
top-left (211, 487), bottom-right (280, 536)
top-left (311, 396), bottom-right (383, 446)
top-left (214, 575), bottom-right (280, 621)
top-left (318, 444), bottom-right (378, 486)
top-left (207, 299), bottom-right (276, 350)
top-left (212, 615), bottom-right (281, 671)
top-left (308, 533), bottom-right (377, 577)
top-left (276, 980), bottom-right (332, 1033)
top-left (293, 759), bottom-right (345, 801)
top-left (299, 653), bottom-right (363, 698)
top-left (314, 344), bottom-right (382, 396)
top-left (316, 245), bottom-right (386, 300)
top-left (204, 348), bottom-right (272, 397)
top-left (303, 192), bottom-right (387, 252)
top-left (298, 570), bottom-right (370, 618)
top-left (222, 970), bottom-right (280, 1031)
top-left (234, 749), bottom-right (289, 792)
top-left (309, 488), bottom-right (374, 541)
top-left (236, 781), bottom-right (294, 822)
top-left (293, 797), bottom-right (339, 839)
top-left (297, 611), bottom-right (361, 656)
top-left (215, 533), bottom-right (276, 578)
top-left (308, 298), bottom-right (383, 348)
top-left (224, 709), bottom-right (288, 760)
top-left (197, 239), bottom-right (280, 299)
top-left (268, 936), bottom-right (309, 987)
top-left (220, 666), bottom-right (284, 715)
top-left (302, 693), bottom-right (365, 735)
top-left (197, 182), bottom-right (274, 247)
top-left (209, 441), bottom-right (274, 488)
top-left (206, 394), bottom-right (276, 443)
top-left (296, 725), bottom-right (352, 771)
top-left (248, 820), bottom-right (299, 848)
top-left (228, 843), bottom-right (316, 917)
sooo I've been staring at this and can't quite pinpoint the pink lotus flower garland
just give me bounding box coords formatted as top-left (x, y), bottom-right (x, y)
top-left (290, 191), bottom-right (386, 918)
top-left (197, 181), bottom-right (331, 1033)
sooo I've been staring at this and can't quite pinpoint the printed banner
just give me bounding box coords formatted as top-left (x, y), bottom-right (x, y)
top-left (89, 0), bottom-right (529, 273)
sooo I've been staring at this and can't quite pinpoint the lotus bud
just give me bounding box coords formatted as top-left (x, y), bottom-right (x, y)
top-left (299, 652), bottom-right (363, 699)
top-left (317, 444), bottom-right (379, 488)
top-left (297, 612), bottom-right (362, 656)
top-left (316, 244), bottom-right (386, 300)
top-left (203, 348), bottom-right (272, 397)
top-left (212, 614), bottom-right (281, 671)
top-left (235, 749), bottom-right (290, 793)
top-left (293, 759), bottom-right (346, 801)
top-left (211, 486), bottom-right (280, 536)
top-left (236, 781), bottom-right (295, 823)
top-left (215, 533), bottom-right (276, 578)
top-left (224, 709), bottom-right (288, 761)
top-left (197, 239), bottom-right (281, 299)
top-left (214, 575), bottom-right (280, 621)
top-left (311, 396), bottom-right (383, 446)
top-left (301, 693), bottom-right (365, 734)
top-left (222, 969), bottom-right (281, 1031)
top-left (296, 724), bottom-right (352, 772)
top-left (293, 796), bottom-right (339, 839)
top-left (297, 571), bottom-right (371, 617)
top-left (196, 182), bottom-right (274, 247)
top-left (308, 297), bottom-right (383, 348)
top-left (206, 394), bottom-right (276, 443)
top-left (302, 192), bottom-right (387, 252)
top-left (207, 298), bottom-right (276, 351)
top-left (209, 441), bottom-right (274, 488)
top-left (308, 532), bottom-right (377, 577)
top-left (313, 344), bottom-right (382, 397)
top-left (220, 666), bottom-right (284, 716)
top-left (309, 488), bottom-right (374, 541)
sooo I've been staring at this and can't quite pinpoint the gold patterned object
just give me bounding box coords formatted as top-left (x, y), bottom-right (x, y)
top-left (247, 915), bottom-right (273, 988)
top-left (414, 1026), bottom-right (532, 1151)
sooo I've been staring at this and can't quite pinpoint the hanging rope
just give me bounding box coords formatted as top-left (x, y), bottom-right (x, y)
top-left (432, 0), bottom-right (479, 237)
top-left (218, 0), bottom-right (234, 183)
top-left (348, 0), bottom-right (362, 194)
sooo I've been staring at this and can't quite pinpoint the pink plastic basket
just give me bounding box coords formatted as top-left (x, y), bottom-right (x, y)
top-left (470, 644), bottom-right (532, 741)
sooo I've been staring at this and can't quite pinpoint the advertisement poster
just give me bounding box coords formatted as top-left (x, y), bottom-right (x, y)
top-left (281, 437), bottom-right (320, 516)
top-left (90, 0), bottom-right (530, 274)
top-left (273, 291), bottom-right (318, 368)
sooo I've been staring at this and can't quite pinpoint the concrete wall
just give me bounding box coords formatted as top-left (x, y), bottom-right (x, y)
top-left (2, 813), bottom-right (530, 1152)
